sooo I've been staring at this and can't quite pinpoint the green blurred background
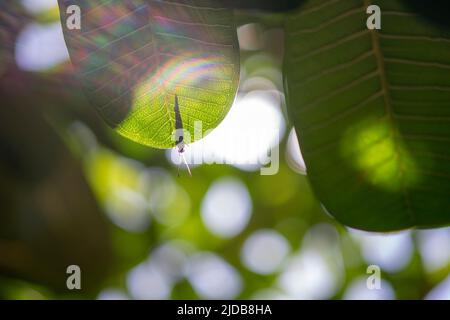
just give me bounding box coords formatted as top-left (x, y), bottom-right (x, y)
top-left (0, 0), bottom-right (449, 300)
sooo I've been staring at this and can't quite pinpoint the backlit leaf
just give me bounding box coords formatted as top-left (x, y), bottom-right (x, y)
top-left (58, 0), bottom-right (240, 148)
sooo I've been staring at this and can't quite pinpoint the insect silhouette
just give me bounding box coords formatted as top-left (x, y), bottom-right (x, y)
top-left (174, 94), bottom-right (192, 177)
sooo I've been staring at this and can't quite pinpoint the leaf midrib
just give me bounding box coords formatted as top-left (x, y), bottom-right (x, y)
top-left (148, 2), bottom-right (175, 139)
top-left (364, 0), bottom-right (415, 224)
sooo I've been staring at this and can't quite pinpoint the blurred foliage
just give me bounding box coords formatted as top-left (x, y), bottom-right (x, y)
top-left (0, 0), bottom-right (449, 300)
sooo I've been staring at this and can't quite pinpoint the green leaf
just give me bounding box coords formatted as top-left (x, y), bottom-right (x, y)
top-left (284, 0), bottom-right (450, 231)
top-left (58, 0), bottom-right (239, 148)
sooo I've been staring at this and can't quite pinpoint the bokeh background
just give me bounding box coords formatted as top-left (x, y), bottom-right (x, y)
top-left (0, 0), bottom-right (449, 300)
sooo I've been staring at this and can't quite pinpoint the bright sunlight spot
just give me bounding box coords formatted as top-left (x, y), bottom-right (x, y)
top-left (344, 277), bottom-right (395, 300)
top-left (425, 275), bottom-right (450, 300)
top-left (126, 262), bottom-right (172, 300)
top-left (15, 22), bottom-right (69, 71)
top-left (350, 229), bottom-right (414, 273)
top-left (241, 229), bottom-right (290, 275)
top-left (167, 91), bottom-right (285, 171)
top-left (286, 127), bottom-right (306, 174)
top-left (341, 119), bottom-right (419, 192)
top-left (278, 249), bottom-right (341, 299)
top-left (187, 253), bottom-right (242, 299)
top-left (151, 242), bottom-right (191, 282)
top-left (417, 227), bottom-right (450, 273)
top-left (201, 177), bottom-right (252, 238)
top-left (97, 289), bottom-right (128, 300)
top-left (237, 23), bottom-right (263, 51)
top-left (21, 0), bottom-right (57, 14)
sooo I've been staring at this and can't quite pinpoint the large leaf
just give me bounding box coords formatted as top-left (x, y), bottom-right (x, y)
top-left (284, 0), bottom-right (450, 231)
top-left (225, 0), bottom-right (304, 12)
top-left (58, 0), bottom-right (239, 148)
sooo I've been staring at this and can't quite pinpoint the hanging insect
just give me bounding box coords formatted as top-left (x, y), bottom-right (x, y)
top-left (174, 94), bottom-right (192, 177)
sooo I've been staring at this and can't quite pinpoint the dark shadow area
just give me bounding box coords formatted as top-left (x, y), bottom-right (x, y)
top-left (224, 0), bottom-right (304, 12)
top-left (402, 0), bottom-right (450, 28)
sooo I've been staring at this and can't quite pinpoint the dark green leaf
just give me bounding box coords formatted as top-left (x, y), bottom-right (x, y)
top-left (284, 0), bottom-right (450, 231)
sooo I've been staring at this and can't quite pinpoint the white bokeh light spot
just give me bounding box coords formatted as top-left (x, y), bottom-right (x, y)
top-left (417, 227), bottom-right (450, 273)
top-left (21, 0), bottom-right (57, 14)
top-left (16, 22), bottom-right (69, 71)
top-left (201, 177), bottom-right (252, 238)
top-left (349, 229), bottom-right (414, 273)
top-left (425, 275), bottom-right (450, 300)
top-left (278, 249), bottom-right (340, 299)
top-left (187, 253), bottom-right (242, 299)
top-left (344, 277), bottom-right (395, 300)
top-left (150, 242), bottom-right (190, 281)
top-left (286, 127), bottom-right (306, 174)
top-left (126, 262), bottom-right (172, 300)
top-left (166, 91), bottom-right (285, 171)
top-left (241, 229), bottom-right (290, 275)
top-left (97, 289), bottom-right (128, 300)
